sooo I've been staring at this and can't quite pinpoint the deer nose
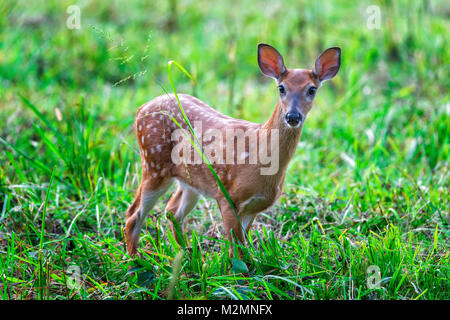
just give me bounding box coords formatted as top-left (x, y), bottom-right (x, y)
top-left (285, 112), bottom-right (303, 127)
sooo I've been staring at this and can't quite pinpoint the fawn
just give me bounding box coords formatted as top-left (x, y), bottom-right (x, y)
top-left (125, 43), bottom-right (341, 256)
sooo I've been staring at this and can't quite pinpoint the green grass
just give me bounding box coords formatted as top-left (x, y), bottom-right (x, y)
top-left (0, 0), bottom-right (449, 299)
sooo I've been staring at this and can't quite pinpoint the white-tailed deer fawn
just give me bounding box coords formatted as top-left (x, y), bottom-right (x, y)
top-left (125, 43), bottom-right (341, 256)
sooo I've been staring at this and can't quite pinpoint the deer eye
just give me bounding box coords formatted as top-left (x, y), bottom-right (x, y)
top-left (308, 86), bottom-right (316, 96)
top-left (278, 85), bottom-right (286, 95)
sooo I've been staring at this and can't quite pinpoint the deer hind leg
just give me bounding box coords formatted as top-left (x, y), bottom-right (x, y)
top-left (165, 182), bottom-right (200, 244)
top-left (125, 178), bottom-right (172, 256)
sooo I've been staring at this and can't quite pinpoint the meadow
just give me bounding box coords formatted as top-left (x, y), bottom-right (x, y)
top-left (0, 0), bottom-right (448, 300)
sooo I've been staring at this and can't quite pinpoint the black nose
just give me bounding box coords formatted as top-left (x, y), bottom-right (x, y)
top-left (285, 112), bottom-right (303, 127)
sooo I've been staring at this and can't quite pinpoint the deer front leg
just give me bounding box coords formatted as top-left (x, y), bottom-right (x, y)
top-left (218, 200), bottom-right (245, 258)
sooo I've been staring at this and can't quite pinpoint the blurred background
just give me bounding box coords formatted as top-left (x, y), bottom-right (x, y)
top-left (0, 0), bottom-right (448, 299)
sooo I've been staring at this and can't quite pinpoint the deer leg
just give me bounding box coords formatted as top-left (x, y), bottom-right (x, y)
top-left (241, 214), bottom-right (256, 235)
top-left (125, 184), bottom-right (142, 220)
top-left (219, 201), bottom-right (245, 258)
top-left (125, 178), bottom-right (172, 256)
top-left (165, 183), bottom-right (200, 244)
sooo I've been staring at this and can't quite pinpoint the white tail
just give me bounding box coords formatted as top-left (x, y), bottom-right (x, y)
top-left (125, 43), bottom-right (341, 256)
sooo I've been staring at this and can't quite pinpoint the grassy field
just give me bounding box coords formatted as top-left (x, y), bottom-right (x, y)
top-left (0, 0), bottom-right (449, 300)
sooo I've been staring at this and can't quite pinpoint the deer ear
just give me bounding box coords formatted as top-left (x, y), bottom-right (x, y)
top-left (258, 44), bottom-right (286, 80)
top-left (313, 47), bottom-right (341, 82)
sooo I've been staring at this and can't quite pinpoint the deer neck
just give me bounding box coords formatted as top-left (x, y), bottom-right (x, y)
top-left (261, 99), bottom-right (303, 174)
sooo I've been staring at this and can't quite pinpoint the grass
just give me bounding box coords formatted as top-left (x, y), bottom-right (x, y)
top-left (0, 0), bottom-right (449, 299)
